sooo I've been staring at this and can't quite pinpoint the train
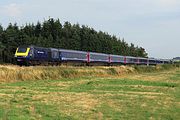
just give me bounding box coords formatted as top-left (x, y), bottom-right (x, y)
top-left (14, 45), bottom-right (170, 66)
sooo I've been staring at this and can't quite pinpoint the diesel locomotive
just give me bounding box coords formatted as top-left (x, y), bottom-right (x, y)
top-left (15, 45), bottom-right (170, 66)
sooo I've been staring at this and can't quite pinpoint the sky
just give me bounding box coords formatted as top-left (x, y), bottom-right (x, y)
top-left (0, 0), bottom-right (179, 59)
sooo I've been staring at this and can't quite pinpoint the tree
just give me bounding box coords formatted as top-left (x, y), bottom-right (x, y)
top-left (35, 21), bottom-right (41, 37)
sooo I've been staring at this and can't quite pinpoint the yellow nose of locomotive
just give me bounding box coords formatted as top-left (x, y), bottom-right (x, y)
top-left (15, 47), bottom-right (30, 57)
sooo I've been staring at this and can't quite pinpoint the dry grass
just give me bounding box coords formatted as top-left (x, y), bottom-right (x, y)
top-left (32, 92), bottom-right (99, 112)
top-left (0, 65), bottom-right (136, 83)
top-left (126, 69), bottom-right (178, 82)
top-left (1, 64), bottom-right (178, 83)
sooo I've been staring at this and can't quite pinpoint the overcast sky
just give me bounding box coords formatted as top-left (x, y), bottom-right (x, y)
top-left (0, 0), bottom-right (179, 58)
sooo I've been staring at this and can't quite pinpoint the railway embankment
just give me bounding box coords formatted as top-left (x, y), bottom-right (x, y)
top-left (0, 64), bottom-right (179, 83)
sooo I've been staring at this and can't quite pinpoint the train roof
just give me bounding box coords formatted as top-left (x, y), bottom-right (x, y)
top-left (173, 57), bottom-right (180, 60)
top-left (59, 49), bottom-right (87, 53)
top-left (89, 51), bottom-right (109, 56)
top-left (110, 54), bottom-right (124, 57)
top-left (50, 48), bottom-right (59, 51)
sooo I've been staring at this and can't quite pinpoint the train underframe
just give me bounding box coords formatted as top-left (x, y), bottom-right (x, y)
top-left (16, 58), bottom-right (159, 66)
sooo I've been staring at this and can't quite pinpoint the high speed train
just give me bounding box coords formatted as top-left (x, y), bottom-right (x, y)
top-left (14, 45), bottom-right (170, 66)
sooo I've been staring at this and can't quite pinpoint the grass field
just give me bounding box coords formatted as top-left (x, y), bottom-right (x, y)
top-left (0, 66), bottom-right (179, 120)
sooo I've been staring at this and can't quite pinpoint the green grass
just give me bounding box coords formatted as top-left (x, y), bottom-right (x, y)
top-left (0, 69), bottom-right (179, 120)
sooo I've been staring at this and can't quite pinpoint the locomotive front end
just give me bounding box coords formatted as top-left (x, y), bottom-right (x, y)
top-left (15, 46), bottom-right (31, 65)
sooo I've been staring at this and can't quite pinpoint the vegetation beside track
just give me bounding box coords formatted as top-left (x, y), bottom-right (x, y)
top-left (0, 64), bottom-right (179, 83)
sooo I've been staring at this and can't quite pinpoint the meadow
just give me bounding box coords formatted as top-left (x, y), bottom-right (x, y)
top-left (0, 65), bottom-right (179, 119)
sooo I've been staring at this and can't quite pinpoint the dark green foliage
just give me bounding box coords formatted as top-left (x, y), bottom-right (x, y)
top-left (0, 18), bottom-right (148, 63)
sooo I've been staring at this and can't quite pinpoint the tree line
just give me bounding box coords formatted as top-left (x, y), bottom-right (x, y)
top-left (0, 18), bottom-right (148, 63)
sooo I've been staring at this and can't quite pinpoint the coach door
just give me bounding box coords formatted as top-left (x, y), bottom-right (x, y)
top-left (48, 50), bottom-right (52, 61)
